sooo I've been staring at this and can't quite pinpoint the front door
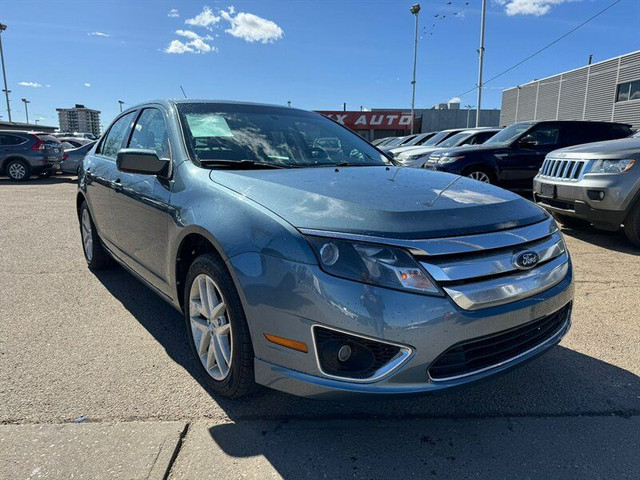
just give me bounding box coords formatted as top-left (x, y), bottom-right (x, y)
top-left (110, 107), bottom-right (173, 294)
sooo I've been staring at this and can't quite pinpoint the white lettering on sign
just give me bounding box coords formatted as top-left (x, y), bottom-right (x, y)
top-left (386, 115), bottom-right (399, 125)
top-left (334, 114), bottom-right (347, 124)
top-left (354, 115), bottom-right (367, 126)
top-left (369, 115), bottom-right (383, 126)
top-left (398, 115), bottom-right (412, 126)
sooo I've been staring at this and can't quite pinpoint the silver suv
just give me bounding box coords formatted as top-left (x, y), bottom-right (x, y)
top-left (533, 132), bottom-right (640, 246)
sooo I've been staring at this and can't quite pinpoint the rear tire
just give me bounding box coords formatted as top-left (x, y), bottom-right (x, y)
top-left (184, 253), bottom-right (256, 398)
top-left (79, 202), bottom-right (112, 270)
top-left (623, 201), bottom-right (640, 247)
top-left (552, 212), bottom-right (590, 229)
top-left (5, 159), bottom-right (31, 182)
top-left (463, 166), bottom-right (495, 184)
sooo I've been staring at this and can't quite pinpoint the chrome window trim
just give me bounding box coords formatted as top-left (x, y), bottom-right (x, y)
top-left (421, 233), bottom-right (565, 282)
top-left (299, 217), bottom-right (557, 257)
top-left (443, 254), bottom-right (569, 310)
top-left (310, 324), bottom-right (413, 384)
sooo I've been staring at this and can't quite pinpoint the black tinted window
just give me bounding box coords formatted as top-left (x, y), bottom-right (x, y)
top-left (0, 134), bottom-right (27, 146)
top-left (527, 125), bottom-right (560, 145)
top-left (100, 112), bottom-right (136, 158)
top-left (129, 109), bottom-right (170, 159)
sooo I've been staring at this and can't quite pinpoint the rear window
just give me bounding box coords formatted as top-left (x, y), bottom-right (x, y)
top-left (37, 135), bottom-right (61, 144)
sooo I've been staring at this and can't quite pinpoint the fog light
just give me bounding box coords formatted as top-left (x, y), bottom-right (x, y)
top-left (587, 190), bottom-right (605, 201)
top-left (337, 344), bottom-right (352, 362)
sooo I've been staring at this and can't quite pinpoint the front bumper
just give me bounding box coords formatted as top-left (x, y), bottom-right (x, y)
top-left (533, 174), bottom-right (634, 229)
top-left (228, 252), bottom-right (574, 399)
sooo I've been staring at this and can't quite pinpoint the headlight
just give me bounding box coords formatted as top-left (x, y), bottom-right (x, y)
top-left (306, 236), bottom-right (441, 295)
top-left (588, 159), bottom-right (635, 174)
top-left (437, 155), bottom-right (464, 165)
top-left (400, 153), bottom-right (425, 162)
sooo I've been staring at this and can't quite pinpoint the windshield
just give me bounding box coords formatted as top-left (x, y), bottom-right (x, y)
top-left (177, 103), bottom-right (390, 168)
top-left (423, 130), bottom-right (456, 147)
top-left (484, 122), bottom-right (534, 146)
top-left (385, 136), bottom-right (408, 147)
top-left (437, 132), bottom-right (471, 148)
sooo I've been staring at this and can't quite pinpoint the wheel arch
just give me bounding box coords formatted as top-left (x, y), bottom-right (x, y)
top-left (1, 155), bottom-right (30, 171)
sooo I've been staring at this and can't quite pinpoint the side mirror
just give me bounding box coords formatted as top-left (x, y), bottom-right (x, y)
top-left (116, 149), bottom-right (168, 175)
top-left (519, 135), bottom-right (538, 149)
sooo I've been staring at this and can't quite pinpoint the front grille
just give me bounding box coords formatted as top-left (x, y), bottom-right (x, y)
top-left (428, 304), bottom-right (570, 381)
top-left (313, 327), bottom-right (403, 380)
top-left (540, 158), bottom-right (586, 180)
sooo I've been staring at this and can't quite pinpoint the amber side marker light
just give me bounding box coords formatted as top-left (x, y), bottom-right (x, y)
top-left (264, 333), bottom-right (308, 353)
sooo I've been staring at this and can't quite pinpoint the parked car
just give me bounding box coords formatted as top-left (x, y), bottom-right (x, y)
top-left (422, 121), bottom-right (633, 188)
top-left (378, 134), bottom-right (419, 152)
top-left (53, 132), bottom-right (97, 141)
top-left (57, 137), bottom-right (94, 148)
top-left (78, 100), bottom-right (573, 399)
top-left (395, 128), bottom-right (500, 167)
top-left (389, 128), bottom-right (466, 157)
top-left (371, 137), bottom-right (392, 146)
top-left (60, 141), bottom-right (96, 174)
top-left (382, 131), bottom-right (438, 153)
top-left (533, 136), bottom-right (640, 246)
top-left (0, 130), bottom-right (64, 181)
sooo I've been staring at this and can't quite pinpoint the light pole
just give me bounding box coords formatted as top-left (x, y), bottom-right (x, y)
top-left (410, 4), bottom-right (420, 135)
top-left (465, 104), bottom-right (475, 128)
top-left (0, 23), bottom-right (12, 122)
top-left (35, 119), bottom-right (39, 125)
top-left (21, 98), bottom-right (30, 124)
top-left (118, 99), bottom-right (124, 112)
top-left (475, 0), bottom-right (486, 127)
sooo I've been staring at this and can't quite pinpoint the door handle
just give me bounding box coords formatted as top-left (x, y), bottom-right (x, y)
top-left (113, 179), bottom-right (123, 192)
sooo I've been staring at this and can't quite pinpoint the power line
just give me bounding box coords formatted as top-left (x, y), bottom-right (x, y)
top-left (456, 0), bottom-right (622, 98)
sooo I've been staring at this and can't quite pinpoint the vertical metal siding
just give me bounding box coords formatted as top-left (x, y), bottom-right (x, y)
top-left (515, 84), bottom-right (537, 122)
top-left (536, 76), bottom-right (561, 120)
top-left (584, 59), bottom-right (618, 122)
top-left (500, 89), bottom-right (518, 125)
top-left (557, 67), bottom-right (589, 120)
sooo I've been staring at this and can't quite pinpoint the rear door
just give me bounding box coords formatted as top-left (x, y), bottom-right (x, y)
top-left (497, 123), bottom-right (562, 189)
top-left (83, 111), bottom-right (137, 247)
top-left (110, 107), bottom-right (173, 293)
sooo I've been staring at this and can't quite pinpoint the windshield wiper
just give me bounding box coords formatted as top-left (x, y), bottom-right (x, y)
top-left (199, 159), bottom-right (286, 170)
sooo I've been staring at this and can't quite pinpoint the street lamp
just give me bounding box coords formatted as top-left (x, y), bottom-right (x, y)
top-left (21, 97), bottom-right (30, 124)
top-left (118, 99), bottom-right (124, 112)
top-left (0, 22), bottom-right (12, 122)
top-left (465, 104), bottom-right (475, 128)
top-left (410, 4), bottom-right (420, 135)
top-left (35, 119), bottom-right (39, 125)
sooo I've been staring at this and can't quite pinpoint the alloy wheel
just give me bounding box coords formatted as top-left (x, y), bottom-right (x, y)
top-left (468, 171), bottom-right (491, 183)
top-left (81, 209), bottom-right (93, 261)
top-left (189, 274), bottom-right (233, 381)
top-left (8, 162), bottom-right (26, 180)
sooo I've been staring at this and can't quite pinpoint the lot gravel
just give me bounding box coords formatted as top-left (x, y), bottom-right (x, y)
top-left (1, 177), bottom-right (639, 479)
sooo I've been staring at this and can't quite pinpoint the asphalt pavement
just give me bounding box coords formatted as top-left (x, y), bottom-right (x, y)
top-left (1, 176), bottom-right (639, 479)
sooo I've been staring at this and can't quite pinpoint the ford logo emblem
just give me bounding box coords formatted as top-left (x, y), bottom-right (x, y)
top-left (513, 251), bottom-right (540, 270)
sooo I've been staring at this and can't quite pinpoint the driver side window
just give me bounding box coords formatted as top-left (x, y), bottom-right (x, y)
top-left (526, 125), bottom-right (560, 146)
top-left (128, 108), bottom-right (170, 159)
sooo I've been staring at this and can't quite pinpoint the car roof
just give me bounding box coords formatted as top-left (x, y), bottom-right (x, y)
top-left (511, 120), bottom-right (631, 127)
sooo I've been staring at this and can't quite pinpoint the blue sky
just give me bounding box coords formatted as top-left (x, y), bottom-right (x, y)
top-left (1, 0), bottom-right (639, 130)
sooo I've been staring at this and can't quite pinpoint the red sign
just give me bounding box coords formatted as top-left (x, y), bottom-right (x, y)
top-left (317, 111), bottom-right (413, 130)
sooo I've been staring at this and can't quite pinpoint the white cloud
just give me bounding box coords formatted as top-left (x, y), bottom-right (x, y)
top-left (88, 31), bottom-right (110, 37)
top-left (164, 32), bottom-right (215, 54)
top-left (18, 81), bottom-right (42, 88)
top-left (448, 96), bottom-right (461, 103)
top-left (165, 39), bottom-right (195, 54)
top-left (84, 83), bottom-right (91, 87)
top-left (168, 8), bottom-right (179, 17)
top-left (220, 9), bottom-right (283, 44)
top-left (176, 29), bottom-right (212, 41)
top-left (495, 0), bottom-right (574, 16)
top-left (185, 6), bottom-right (220, 29)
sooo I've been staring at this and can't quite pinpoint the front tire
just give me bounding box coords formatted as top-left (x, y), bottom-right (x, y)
top-left (184, 254), bottom-right (256, 398)
top-left (624, 201), bottom-right (640, 247)
top-left (463, 167), bottom-right (495, 184)
top-left (5, 159), bottom-right (31, 182)
top-left (79, 202), bottom-right (112, 270)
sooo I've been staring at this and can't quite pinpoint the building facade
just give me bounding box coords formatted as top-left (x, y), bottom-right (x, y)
top-left (500, 50), bottom-right (640, 129)
top-left (56, 104), bottom-right (101, 137)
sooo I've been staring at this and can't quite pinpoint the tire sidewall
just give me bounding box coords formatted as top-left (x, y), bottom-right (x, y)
top-left (6, 159), bottom-right (30, 182)
top-left (183, 254), bottom-right (253, 396)
top-left (463, 166), bottom-right (495, 184)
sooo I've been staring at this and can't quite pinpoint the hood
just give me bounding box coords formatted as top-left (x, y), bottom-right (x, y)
top-left (395, 146), bottom-right (441, 158)
top-left (209, 167), bottom-right (547, 240)
top-left (550, 137), bottom-right (640, 159)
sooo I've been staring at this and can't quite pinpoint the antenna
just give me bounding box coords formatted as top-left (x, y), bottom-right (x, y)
top-left (180, 85), bottom-right (187, 99)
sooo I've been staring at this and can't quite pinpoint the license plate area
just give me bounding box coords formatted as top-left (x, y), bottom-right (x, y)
top-left (539, 183), bottom-right (556, 199)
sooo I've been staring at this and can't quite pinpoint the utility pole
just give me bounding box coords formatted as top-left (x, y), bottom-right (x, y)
top-left (410, 4), bottom-right (421, 134)
top-left (475, 0), bottom-right (486, 127)
top-left (0, 23), bottom-right (12, 122)
top-left (118, 99), bottom-right (125, 112)
top-left (21, 98), bottom-right (30, 124)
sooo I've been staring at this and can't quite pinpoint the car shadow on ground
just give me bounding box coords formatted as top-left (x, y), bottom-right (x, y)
top-left (559, 224), bottom-right (640, 256)
top-left (0, 175), bottom-right (76, 185)
top-left (93, 264), bottom-right (640, 478)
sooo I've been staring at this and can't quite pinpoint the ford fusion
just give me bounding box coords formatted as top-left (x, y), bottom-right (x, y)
top-left (77, 101), bottom-right (573, 398)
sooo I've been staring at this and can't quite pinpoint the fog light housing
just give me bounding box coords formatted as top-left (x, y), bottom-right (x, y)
top-left (587, 190), bottom-right (605, 201)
